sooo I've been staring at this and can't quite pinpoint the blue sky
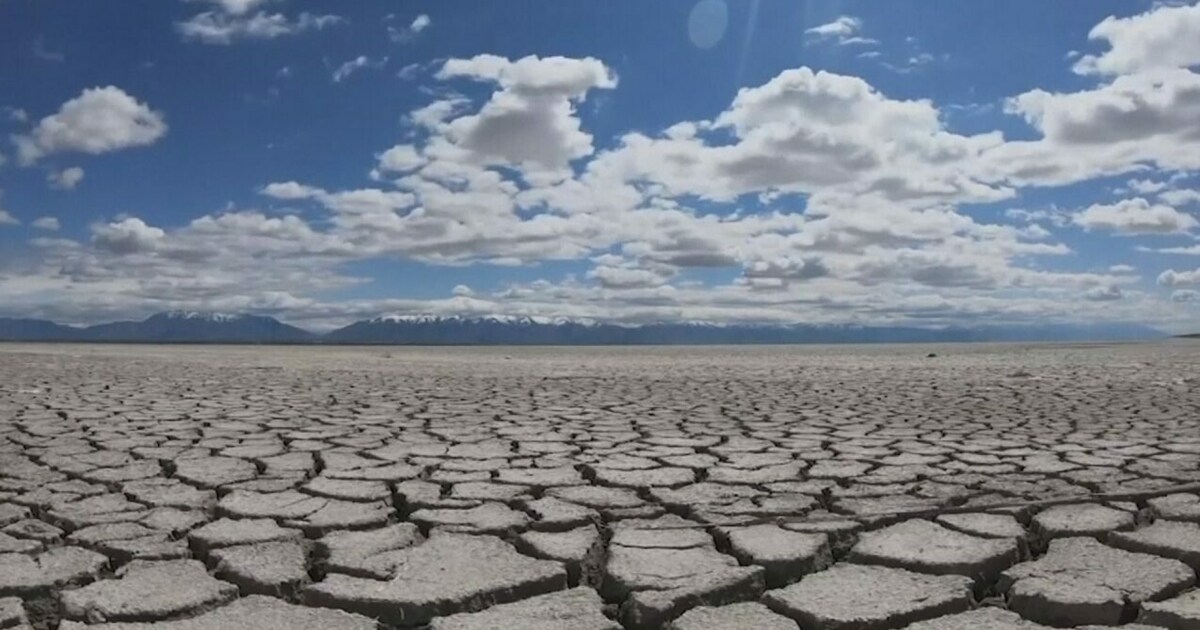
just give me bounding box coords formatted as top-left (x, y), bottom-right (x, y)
top-left (2, 0), bottom-right (1200, 330)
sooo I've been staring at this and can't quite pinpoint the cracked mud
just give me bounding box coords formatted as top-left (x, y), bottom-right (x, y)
top-left (2, 342), bottom-right (1199, 629)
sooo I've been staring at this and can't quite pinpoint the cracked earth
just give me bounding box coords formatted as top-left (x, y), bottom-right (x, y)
top-left (2, 342), bottom-right (1200, 629)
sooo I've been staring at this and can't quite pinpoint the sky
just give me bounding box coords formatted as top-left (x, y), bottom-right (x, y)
top-left (2, 0), bottom-right (1200, 331)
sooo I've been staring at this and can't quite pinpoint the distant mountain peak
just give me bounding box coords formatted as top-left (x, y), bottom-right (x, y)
top-left (154, 311), bottom-right (249, 322)
top-left (0, 313), bottom-right (1168, 345)
top-left (370, 313), bottom-right (599, 327)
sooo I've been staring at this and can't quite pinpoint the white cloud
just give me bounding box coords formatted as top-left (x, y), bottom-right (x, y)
top-left (1173, 289), bottom-right (1199, 302)
top-left (1005, 207), bottom-right (1071, 227)
top-left (332, 56), bottom-right (386, 83)
top-left (1006, 69), bottom-right (1200, 149)
top-left (1126, 178), bottom-right (1169, 194)
top-left (188, 0), bottom-right (272, 16)
top-left (983, 69), bottom-right (1200, 187)
top-left (373, 144), bottom-right (426, 175)
top-left (1158, 267), bottom-right (1200, 286)
top-left (587, 265), bottom-right (671, 289)
top-left (32, 217), bottom-right (60, 231)
top-left (178, 10), bottom-right (340, 45)
top-left (805, 16), bottom-right (875, 46)
top-left (1152, 244), bottom-right (1200, 255)
top-left (806, 16), bottom-right (859, 38)
top-left (1073, 198), bottom-right (1198, 234)
top-left (8, 34), bottom-right (1200, 332)
top-left (744, 257), bottom-right (830, 283)
top-left (4, 107), bottom-right (28, 123)
top-left (397, 63), bottom-right (421, 81)
top-left (216, 54), bottom-right (1144, 327)
top-left (1084, 285), bottom-right (1124, 301)
top-left (47, 166), bottom-right (85, 190)
top-left (15, 87), bottom-right (166, 165)
top-left (589, 67), bottom-right (1007, 205)
top-left (431, 55), bottom-right (617, 178)
top-left (977, 2), bottom-right (1200, 193)
top-left (390, 13), bottom-right (432, 43)
top-left (260, 181), bottom-right (322, 200)
top-left (1073, 2), bottom-right (1200, 75)
top-left (882, 53), bottom-right (938, 74)
top-left (1159, 189), bottom-right (1200, 206)
top-left (0, 210), bottom-right (16, 226)
top-left (92, 217), bottom-right (166, 255)
top-left (32, 38), bottom-right (65, 63)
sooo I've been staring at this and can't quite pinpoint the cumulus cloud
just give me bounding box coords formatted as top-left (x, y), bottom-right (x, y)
top-left (259, 181), bottom-right (322, 200)
top-left (744, 257), bottom-right (830, 282)
top-left (1151, 244), bottom-right (1200, 255)
top-left (1159, 189), bottom-right (1200, 206)
top-left (588, 67), bottom-right (1007, 205)
top-left (804, 16), bottom-right (876, 46)
top-left (1073, 198), bottom-right (1198, 234)
top-left (390, 14), bottom-right (431, 42)
top-left (178, 8), bottom-right (340, 44)
top-left (2, 209), bottom-right (362, 324)
top-left (1158, 267), bottom-right (1200, 286)
top-left (1084, 285), bottom-right (1124, 301)
top-left (4, 107), bottom-right (28, 123)
top-left (1173, 289), bottom-right (1199, 302)
top-left (32, 217), bottom-right (60, 231)
top-left (373, 144), bottom-right (426, 176)
top-left (332, 56), bottom-right (386, 83)
top-left (8, 19), bottom-right (1200, 331)
top-left (985, 67), bottom-right (1200, 187)
top-left (1005, 207), bottom-right (1071, 227)
top-left (1006, 70), bottom-right (1200, 148)
top-left (15, 87), bottom-right (166, 165)
top-left (187, 0), bottom-right (272, 15)
top-left (1125, 178), bottom-right (1171, 194)
top-left (587, 265), bottom-right (671, 289)
top-left (92, 218), bottom-right (166, 255)
top-left (397, 63), bottom-right (422, 81)
top-left (0, 191), bottom-right (11, 225)
top-left (47, 166), bottom-right (85, 190)
top-left (432, 55), bottom-right (616, 178)
top-left (150, 50), bottom-right (1155, 327)
top-left (1073, 2), bottom-right (1200, 75)
top-left (32, 38), bottom-right (65, 63)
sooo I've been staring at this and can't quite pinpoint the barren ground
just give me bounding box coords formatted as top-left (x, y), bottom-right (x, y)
top-left (2, 341), bottom-right (1199, 629)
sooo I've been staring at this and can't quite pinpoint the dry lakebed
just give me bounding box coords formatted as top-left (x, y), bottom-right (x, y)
top-left (1, 341), bottom-right (1199, 629)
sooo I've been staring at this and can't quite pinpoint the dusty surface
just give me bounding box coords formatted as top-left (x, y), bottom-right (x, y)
top-left (1, 341), bottom-right (1199, 629)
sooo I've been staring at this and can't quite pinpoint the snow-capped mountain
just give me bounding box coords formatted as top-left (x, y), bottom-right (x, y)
top-left (158, 311), bottom-right (249, 323)
top-left (321, 316), bottom-right (1166, 345)
top-left (325, 314), bottom-right (608, 344)
top-left (0, 312), bottom-right (1168, 344)
top-left (0, 312), bottom-right (314, 343)
top-left (368, 314), bottom-right (597, 327)
top-left (89, 311), bottom-right (313, 343)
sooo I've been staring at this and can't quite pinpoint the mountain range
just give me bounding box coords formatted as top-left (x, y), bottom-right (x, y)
top-left (0, 311), bottom-right (312, 344)
top-left (0, 311), bottom-right (1169, 345)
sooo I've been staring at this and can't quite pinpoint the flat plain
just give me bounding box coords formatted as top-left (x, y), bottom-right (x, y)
top-left (2, 341), bottom-right (1200, 629)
